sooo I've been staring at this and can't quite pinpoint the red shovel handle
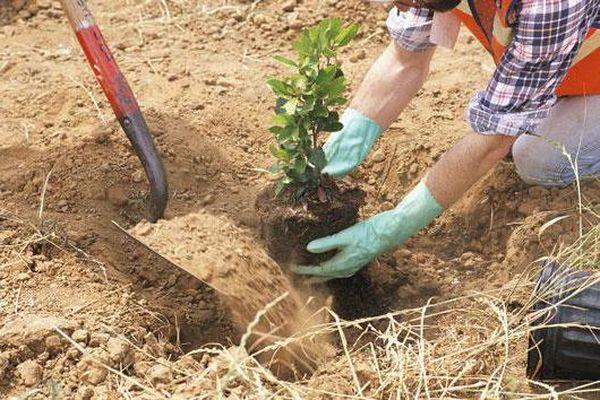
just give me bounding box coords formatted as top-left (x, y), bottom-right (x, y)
top-left (59, 0), bottom-right (168, 222)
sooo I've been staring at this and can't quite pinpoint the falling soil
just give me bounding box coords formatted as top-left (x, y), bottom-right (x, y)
top-left (256, 177), bottom-right (365, 266)
top-left (129, 211), bottom-right (333, 377)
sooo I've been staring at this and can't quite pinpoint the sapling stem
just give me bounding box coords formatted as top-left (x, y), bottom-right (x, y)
top-left (266, 18), bottom-right (359, 197)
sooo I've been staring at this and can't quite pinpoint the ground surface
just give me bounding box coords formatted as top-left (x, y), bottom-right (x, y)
top-left (0, 0), bottom-right (597, 397)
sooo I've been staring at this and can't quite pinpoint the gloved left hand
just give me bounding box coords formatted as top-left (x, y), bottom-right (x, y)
top-left (292, 180), bottom-right (443, 280)
top-left (321, 108), bottom-right (382, 178)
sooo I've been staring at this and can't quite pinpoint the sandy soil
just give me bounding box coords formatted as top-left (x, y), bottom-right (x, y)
top-left (0, 0), bottom-right (597, 397)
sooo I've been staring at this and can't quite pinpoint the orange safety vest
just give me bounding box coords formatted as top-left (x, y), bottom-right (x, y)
top-left (451, 0), bottom-right (600, 96)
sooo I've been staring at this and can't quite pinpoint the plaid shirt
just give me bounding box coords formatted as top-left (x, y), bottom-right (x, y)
top-left (386, 0), bottom-right (600, 136)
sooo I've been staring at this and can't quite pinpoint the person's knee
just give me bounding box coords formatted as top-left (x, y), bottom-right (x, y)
top-left (512, 135), bottom-right (576, 187)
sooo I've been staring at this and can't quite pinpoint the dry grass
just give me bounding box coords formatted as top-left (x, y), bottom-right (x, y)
top-left (142, 201), bottom-right (597, 399)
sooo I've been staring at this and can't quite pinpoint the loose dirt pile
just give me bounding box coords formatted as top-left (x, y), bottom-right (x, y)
top-left (130, 211), bottom-right (333, 376)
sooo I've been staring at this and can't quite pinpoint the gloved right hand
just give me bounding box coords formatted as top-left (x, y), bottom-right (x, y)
top-left (321, 108), bottom-right (382, 178)
top-left (292, 180), bottom-right (444, 280)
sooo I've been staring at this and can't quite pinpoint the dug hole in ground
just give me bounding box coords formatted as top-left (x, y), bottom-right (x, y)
top-left (1, 0), bottom-right (599, 398)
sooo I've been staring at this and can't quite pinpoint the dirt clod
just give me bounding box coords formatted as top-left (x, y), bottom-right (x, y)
top-left (77, 386), bottom-right (95, 400)
top-left (78, 349), bottom-right (109, 385)
top-left (106, 337), bottom-right (132, 365)
top-left (72, 329), bottom-right (90, 345)
top-left (0, 354), bottom-right (9, 380)
top-left (88, 332), bottom-right (109, 348)
top-left (44, 334), bottom-right (62, 351)
top-left (147, 363), bottom-right (173, 385)
top-left (282, 0), bottom-right (297, 12)
top-left (105, 186), bottom-right (129, 207)
top-left (16, 359), bottom-right (43, 386)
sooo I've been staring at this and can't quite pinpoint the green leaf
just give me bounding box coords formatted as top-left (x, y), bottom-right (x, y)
top-left (266, 78), bottom-right (290, 96)
top-left (326, 96), bottom-right (347, 106)
top-left (292, 32), bottom-right (312, 57)
top-left (315, 65), bottom-right (338, 85)
top-left (272, 113), bottom-right (294, 126)
top-left (308, 148), bottom-right (327, 172)
top-left (269, 144), bottom-right (293, 162)
top-left (273, 55), bottom-right (298, 68)
top-left (274, 178), bottom-right (287, 196)
top-left (335, 23), bottom-right (359, 47)
top-left (327, 76), bottom-right (346, 97)
top-left (268, 162), bottom-right (282, 174)
top-left (321, 121), bottom-right (343, 132)
top-left (269, 125), bottom-right (295, 141)
top-left (294, 157), bottom-right (307, 174)
top-left (283, 98), bottom-right (299, 114)
top-left (327, 18), bottom-right (342, 40)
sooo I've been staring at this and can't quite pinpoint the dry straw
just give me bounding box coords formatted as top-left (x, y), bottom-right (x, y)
top-left (159, 200), bottom-right (598, 399)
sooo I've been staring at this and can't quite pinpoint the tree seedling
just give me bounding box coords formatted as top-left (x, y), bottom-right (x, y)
top-left (266, 18), bottom-right (359, 197)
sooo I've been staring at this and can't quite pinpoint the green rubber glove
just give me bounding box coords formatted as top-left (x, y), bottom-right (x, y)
top-left (292, 180), bottom-right (443, 280)
top-left (321, 108), bottom-right (382, 178)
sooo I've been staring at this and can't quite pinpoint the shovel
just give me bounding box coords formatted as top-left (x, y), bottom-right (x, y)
top-left (59, 0), bottom-right (168, 222)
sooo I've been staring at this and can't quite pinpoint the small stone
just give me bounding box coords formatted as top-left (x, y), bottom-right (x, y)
top-left (132, 170), bottom-right (144, 183)
top-left (16, 360), bottom-right (43, 386)
top-left (57, 199), bottom-right (68, 208)
top-left (349, 49), bottom-right (366, 62)
top-left (106, 187), bottom-right (129, 207)
top-left (89, 332), bottom-right (110, 347)
top-left (78, 348), bottom-right (109, 385)
top-left (133, 360), bottom-right (152, 376)
top-left (409, 164), bottom-right (419, 174)
top-left (106, 337), bottom-right (132, 365)
top-left (45, 334), bottom-right (62, 351)
top-left (216, 77), bottom-right (235, 87)
top-left (281, 0), bottom-right (296, 12)
top-left (134, 223), bottom-right (153, 237)
top-left (77, 386), bottom-right (94, 400)
top-left (72, 329), bottom-right (89, 344)
top-left (66, 348), bottom-right (81, 359)
top-left (371, 149), bottom-right (385, 163)
top-left (147, 363), bottom-right (173, 385)
top-left (200, 194), bottom-right (214, 206)
top-left (460, 251), bottom-right (476, 262)
top-left (286, 13), bottom-right (302, 30)
top-left (16, 272), bottom-right (30, 282)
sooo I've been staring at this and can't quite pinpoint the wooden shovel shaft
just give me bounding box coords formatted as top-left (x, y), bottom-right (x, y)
top-left (60, 0), bottom-right (138, 118)
top-left (59, 0), bottom-right (169, 222)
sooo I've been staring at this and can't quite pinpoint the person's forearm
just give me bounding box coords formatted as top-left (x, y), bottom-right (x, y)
top-left (350, 41), bottom-right (434, 129)
top-left (425, 133), bottom-right (516, 207)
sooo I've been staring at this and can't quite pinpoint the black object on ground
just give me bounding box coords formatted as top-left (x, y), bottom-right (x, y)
top-left (527, 261), bottom-right (600, 380)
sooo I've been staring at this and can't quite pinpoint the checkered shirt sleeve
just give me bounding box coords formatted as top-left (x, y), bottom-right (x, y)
top-left (386, 6), bottom-right (437, 52)
top-left (467, 0), bottom-right (600, 136)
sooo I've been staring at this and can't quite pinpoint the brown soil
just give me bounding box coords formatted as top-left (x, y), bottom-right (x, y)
top-left (0, 0), bottom-right (597, 396)
top-left (256, 178), bottom-right (365, 266)
top-left (129, 211), bottom-right (333, 377)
